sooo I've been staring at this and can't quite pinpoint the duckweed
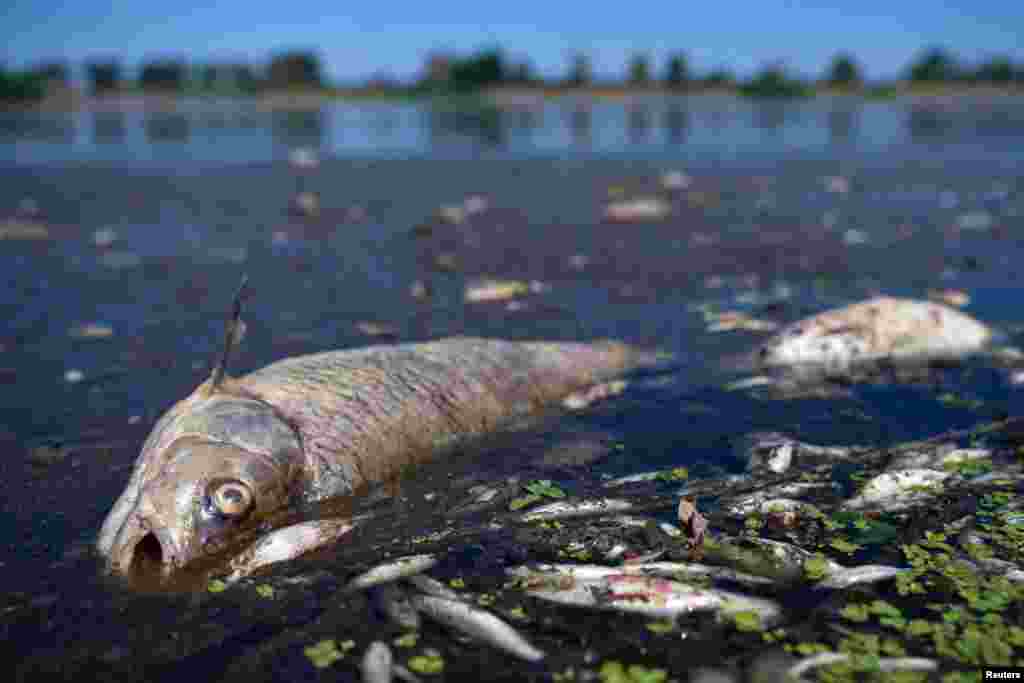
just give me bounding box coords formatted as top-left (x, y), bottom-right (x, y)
top-left (732, 610), bottom-right (762, 632)
top-left (304, 639), bottom-right (344, 669)
top-left (598, 661), bottom-right (667, 683)
top-left (207, 579), bottom-right (227, 593)
top-left (408, 653), bottom-right (445, 674)
top-left (393, 632), bottom-right (419, 648)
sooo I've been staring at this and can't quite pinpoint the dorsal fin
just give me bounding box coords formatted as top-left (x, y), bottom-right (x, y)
top-left (209, 275), bottom-right (250, 392)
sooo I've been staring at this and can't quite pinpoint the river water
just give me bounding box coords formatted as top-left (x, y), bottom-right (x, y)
top-left (2, 94), bottom-right (1023, 681)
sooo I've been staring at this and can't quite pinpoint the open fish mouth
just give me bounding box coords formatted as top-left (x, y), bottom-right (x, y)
top-left (111, 517), bottom-right (181, 577)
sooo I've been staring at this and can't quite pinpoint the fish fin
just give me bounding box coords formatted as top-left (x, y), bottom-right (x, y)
top-left (208, 274), bottom-right (250, 393)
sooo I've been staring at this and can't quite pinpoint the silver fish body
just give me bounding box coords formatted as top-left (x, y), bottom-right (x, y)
top-left (98, 336), bottom-right (650, 580)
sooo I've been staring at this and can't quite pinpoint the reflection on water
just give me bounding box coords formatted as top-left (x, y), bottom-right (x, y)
top-left (627, 104), bottom-right (651, 144)
top-left (3, 94), bottom-right (1024, 164)
top-left (93, 112), bottom-right (126, 143)
top-left (665, 105), bottom-right (688, 144)
top-left (144, 112), bottom-right (190, 142)
top-left (827, 103), bottom-right (858, 144)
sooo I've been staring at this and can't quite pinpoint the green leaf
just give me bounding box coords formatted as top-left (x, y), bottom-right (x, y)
top-left (408, 654), bottom-right (445, 674)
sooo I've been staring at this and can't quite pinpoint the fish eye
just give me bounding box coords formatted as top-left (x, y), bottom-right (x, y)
top-left (210, 480), bottom-right (253, 518)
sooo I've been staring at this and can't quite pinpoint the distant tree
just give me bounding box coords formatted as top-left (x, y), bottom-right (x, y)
top-left (449, 49), bottom-right (505, 92)
top-left (267, 51), bottom-right (323, 89)
top-left (139, 59), bottom-right (187, 91)
top-left (231, 63), bottom-right (260, 93)
top-left (703, 68), bottom-right (735, 88)
top-left (974, 56), bottom-right (1015, 85)
top-left (85, 59), bottom-right (121, 95)
top-left (510, 60), bottom-right (535, 85)
top-left (0, 67), bottom-right (46, 102)
top-left (739, 63), bottom-right (810, 98)
top-left (628, 53), bottom-right (651, 86)
top-left (826, 53), bottom-right (863, 88)
top-left (33, 61), bottom-right (70, 86)
top-left (908, 47), bottom-right (959, 83)
top-left (665, 53), bottom-right (690, 89)
top-left (567, 52), bottom-right (591, 87)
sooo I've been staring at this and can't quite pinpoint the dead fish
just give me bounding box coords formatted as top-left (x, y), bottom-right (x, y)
top-left (757, 297), bottom-right (993, 376)
top-left (519, 498), bottom-right (633, 522)
top-left (603, 198), bottom-right (671, 223)
top-left (226, 519), bottom-right (356, 582)
top-left (346, 554), bottom-right (439, 591)
top-left (97, 277), bottom-right (661, 581)
top-left (408, 594), bottom-right (545, 662)
top-left (361, 641), bottom-right (393, 683)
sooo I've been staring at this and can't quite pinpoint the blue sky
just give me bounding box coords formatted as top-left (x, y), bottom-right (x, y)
top-left (3, 1), bottom-right (1022, 83)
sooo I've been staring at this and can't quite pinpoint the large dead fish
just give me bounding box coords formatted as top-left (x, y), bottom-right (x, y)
top-left (756, 296), bottom-right (994, 377)
top-left (97, 278), bottom-right (657, 581)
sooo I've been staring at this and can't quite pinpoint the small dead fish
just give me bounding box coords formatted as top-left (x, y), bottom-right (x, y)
top-left (409, 594), bottom-right (545, 662)
top-left (372, 583), bottom-right (422, 630)
top-left (519, 498), bottom-right (633, 522)
top-left (604, 198), bottom-right (671, 223)
top-left (361, 641), bottom-right (393, 683)
top-left (562, 380), bottom-right (628, 410)
top-left (346, 554), bottom-right (439, 591)
top-left (225, 519), bottom-right (356, 582)
top-left (757, 296), bottom-right (993, 376)
top-left (403, 574), bottom-right (463, 602)
top-left (813, 565), bottom-right (909, 591)
top-left (98, 277), bottom-right (662, 583)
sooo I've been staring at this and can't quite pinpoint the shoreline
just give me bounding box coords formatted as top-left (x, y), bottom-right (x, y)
top-left (3, 83), bottom-right (1023, 113)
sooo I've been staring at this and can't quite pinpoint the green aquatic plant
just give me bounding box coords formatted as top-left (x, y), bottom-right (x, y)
top-left (507, 606), bottom-right (527, 620)
top-left (829, 538), bottom-right (862, 555)
top-left (304, 639), bottom-right (345, 669)
top-left (207, 579), bottom-right (228, 593)
top-left (525, 479), bottom-right (566, 498)
top-left (408, 653), bottom-right (445, 674)
top-left (645, 619), bottom-right (675, 634)
top-left (448, 577), bottom-right (465, 589)
top-left (732, 610), bottom-right (763, 632)
top-left (393, 632), bottom-right (418, 648)
top-left (598, 661), bottom-right (667, 683)
top-left (654, 467), bottom-right (689, 482)
top-left (803, 554), bottom-right (832, 581)
top-left (255, 584), bottom-right (274, 599)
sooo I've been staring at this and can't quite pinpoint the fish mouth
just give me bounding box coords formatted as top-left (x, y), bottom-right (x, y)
top-left (109, 513), bottom-right (183, 578)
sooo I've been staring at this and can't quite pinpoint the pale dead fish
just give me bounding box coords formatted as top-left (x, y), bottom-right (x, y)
top-left (843, 468), bottom-right (950, 511)
top-left (361, 641), bottom-right (393, 683)
top-left (603, 198), bottom-right (671, 223)
top-left (226, 519), bottom-right (356, 582)
top-left (98, 277), bottom-right (658, 583)
top-left (813, 565), bottom-right (909, 591)
top-left (757, 296), bottom-right (993, 376)
top-left (346, 554), bottom-right (439, 591)
top-left (408, 594), bottom-right (545, 662)
top-left (519, 498), bottom-right (633, 522)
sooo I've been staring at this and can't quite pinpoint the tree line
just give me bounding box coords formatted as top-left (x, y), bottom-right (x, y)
top-left (1, 47), bottom-right (1022, 103)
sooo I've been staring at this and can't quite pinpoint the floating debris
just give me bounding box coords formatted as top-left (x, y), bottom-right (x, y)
top-left (347, 554), bottom-right (440, 591)
top-left (757, 296), bottom-right (993, 376)
top-left (604, 198), bottom-right (671, 223)
top-left (955, 211), bottom-right (993, 231)
top-left (69, 323), bottom-right (114, 339)
top-left (64, 369), bottom-right (84, 384)
top-left (91, 228), bottom-right (118, 247)
top-left (356, 321), bottom-right (399, 338)
top-left (677, 499), bottom-right (708, 549)
top-left (408, 594), bottom-right (545, 662)
top-left (437, 205), bottom-right (466, 225)
top-left (288, 147), bottom-right (320, 170)
top-left (562, 380), bottom-right (628, 410)
top-left (841, 228), bottom-right (869, 245)
top-left (660, 170), bottom-right (692, 192)
top-left (706, 311), bottom-right (779, 333)
top-left (824, 176), bottom-right (850, 194)
top-left (463, 195), bottom-right (489, 216)
top-left (409, 280), bottom-right (430, 300)
top-left (568, 253), bottom-right (590, 271)
top-left (0, 219), bottom-right (49, 240)
top-left (724, 376), bottom-right (775, 391)
top-left (520, 498), bottom-right (633, 522)
top-left (289, 191), bottom-right (320, 218)
top-left (464, 279), bottom-right (544, 304)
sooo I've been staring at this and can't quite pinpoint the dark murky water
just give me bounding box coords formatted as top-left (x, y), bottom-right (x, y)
top-left (2, 95), bottom-right (1024, 681)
